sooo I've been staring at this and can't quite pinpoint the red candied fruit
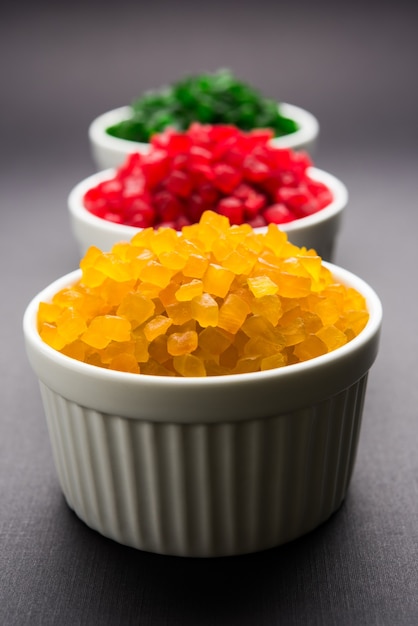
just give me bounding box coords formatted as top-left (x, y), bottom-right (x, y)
top-left (84, 123), bottom-right (333, 230)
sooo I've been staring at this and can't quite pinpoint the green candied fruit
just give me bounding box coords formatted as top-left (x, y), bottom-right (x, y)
top-left (106, 69), bottom-right (299, 143)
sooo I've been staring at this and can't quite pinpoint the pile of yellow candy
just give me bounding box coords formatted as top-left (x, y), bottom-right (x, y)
top-left (38, 211), bottom-right (369, 376)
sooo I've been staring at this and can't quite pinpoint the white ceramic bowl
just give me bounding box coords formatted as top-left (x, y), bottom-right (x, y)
top-left (89, 103), bottom-right (320, 171)
top-left (68, 166), bottom-right (346, 260)
top-left (23, 263), bottom-right (382, 557)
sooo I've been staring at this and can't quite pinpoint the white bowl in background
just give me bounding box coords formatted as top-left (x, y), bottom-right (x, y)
top-left (23, 263), bottom-right (381, 557)
top-left (88, 103), bottom-right (319, 171)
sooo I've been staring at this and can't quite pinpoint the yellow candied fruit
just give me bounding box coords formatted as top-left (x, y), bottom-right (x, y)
top-left (98, 278), bottom-right (137, 307)
top-left (81, 315), bottom-right (132, 349)
top-left (175, 279), bottom-right (203, 301)
top-left (133, 329), bottom-right (149, 362)
top-left (203, 264), bottom-right (235, 298)
top-left (167, 330), bottom-right (198, 356)
top-left (138, 260), bottom-right (175, 288)
top-left (38, 210), bottom-right (370, 377)
top-left (191, 293), bottom-right (219, 328)
top-left (198, 326), bottom-right (233, 356)
top-left (94, 253), bottom-right (133, 283)
top-left (293, 335), bottom-right (328, 361)
top-left (261, 352), bottom-right (287, 370)
top-left (143, 315), bottom-right (173, 342)
top-left (182, 253), bottom-right (209, 278)
top-left (55, 309), bottom-right (87, 345)
top-left (116, 292), bottom-right (155, 328)
top-left (247, 275), bottom-right (278, 298)
top-left (150, 227), bottom-right (179, 256)
top-left (223, 247), bottom-right (257, 275)
top-left (166, 301), bottom-right (193, 325)
top-left (173, 353), bottom-right (206, 377)
top-left (250, 295), bottom-right (282, 326)
top-left (109, 353), bottom-right (140, 374)
top-left (316, 325), bottom-right (348, 351)
top-left (61, 340), bottom-right (87, 362)
top-left (39, 322), bottom-right (68, 351)
top-left (234, 356), bottom-right (261, 375)
top-left (218, 293), bottom-right (250, 334)
top-left (38, 301), bottom-right (62, 324)
top-left (148, 334), bottom-right (170, 364)
top-left (99, 340), bottom-right (136, 364)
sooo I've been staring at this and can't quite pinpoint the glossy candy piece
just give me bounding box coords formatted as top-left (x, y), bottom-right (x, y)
top-left (167, 330), bottom-right (199, 356)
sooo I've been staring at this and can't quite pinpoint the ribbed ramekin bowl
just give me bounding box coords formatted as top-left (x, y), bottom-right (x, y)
top-left (68, 166), bottom-right (346, 261)
top-left (88, 103), bottom-right (319, 171)
top-left (23, 264), bottom-right (382, 557)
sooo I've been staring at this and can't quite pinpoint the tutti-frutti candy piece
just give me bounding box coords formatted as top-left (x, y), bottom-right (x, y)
top-left (38, 211), bottom-right (369, 377)
top-left (84, 122), bottom-right (332, 231)
top-left (106, 68), bottom-right (299, 143)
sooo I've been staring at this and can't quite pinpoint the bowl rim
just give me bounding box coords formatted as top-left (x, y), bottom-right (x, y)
top-left (88, 102), bottom-right (319, 156)
top-left (68, 166), bottom-right (347, 242)
top-left (23, 263), bottom-right (382, 423)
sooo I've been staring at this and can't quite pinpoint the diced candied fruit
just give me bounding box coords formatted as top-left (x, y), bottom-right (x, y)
top-left (148, 335), bottom-right (170, 364)
top-left (167, 330), bottom-right (198, 356)
top-left (39, 323), bottom-right (68, 351)
top-left (38, 211), bottom-right (369, 377)
top-left (247, 275), bottom-right (278, 298)
top-left (218, 293), bottom-right (250, 334)
top-left (61, 340), bottom-right (87, 362)
top-left (191, 293), bottom-right (219, 327)
top-left (133, 329), bottom-right (149, 362)
top-left (97, 278), bottom-right (137, 307)
top-left (250, 295), bottom-right (282, 326)
top-left (197, 326), bottom-right (233, 357)
top-left (116, 293), bottom-right (155, 327)
top-left (241, 314), bottom-right (273, 339)
top-left (337, 310), bottom-right (369, 337)
top-left (82, 315), bottom-right (131, 349)
top-left (141, 359), bottom-right (176, 377)
top-left (261, 353), bottom-right (287, 371)
top-left (143, 315), bottom-right (173, 342)
top-left (173, 354), bottom-right (206, 377)
top-left (108, 353), bottom-right (140, 373)
top-left (138, 260), bottom-right (174, 288)
top-left (223, 249), bottom-right (256, 275)
top-left (311, 293), bottom-right (344, 325)
top-left (316, 325), bottom-right (348, 351)
top-left (244, 335), bottom-right (283, 358)
top-left (106, 70), bottom-right (298, 143)
top-left (55, 309), bottom-right (87, 344)
top-left (263, 203), bottom-right (294, 225)
top-left (166, 301), bottom-right (193, 325)
top-left (38, 301), bottom-right (62, 325)
top-left (84, 119), bottom-right (332, 231)
top-left (276, 273), bottom-right (312, 298)
top-left (234, 356), bottom-right (261, 374)
top-left (100, 340), bottom-right (136, 364)
top-left (182, 253), bottom-right (209, 278)
top-left (293, 335), bottom-right (328, 361)
top-left (203, 264), bottom-right (235, 298)
top-left (217, 197), bottom-right (245, 225)
top-left (278, 316), bottom-right (306, 347)
top-left (175, 279), bottom-right (203, 301)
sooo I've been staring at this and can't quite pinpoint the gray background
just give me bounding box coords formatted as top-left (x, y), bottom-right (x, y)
top-left (1, 1), bottom-right (418, 624)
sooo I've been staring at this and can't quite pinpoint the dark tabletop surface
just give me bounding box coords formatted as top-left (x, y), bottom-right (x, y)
top-left (1, 1), bottom-right (418, 624)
